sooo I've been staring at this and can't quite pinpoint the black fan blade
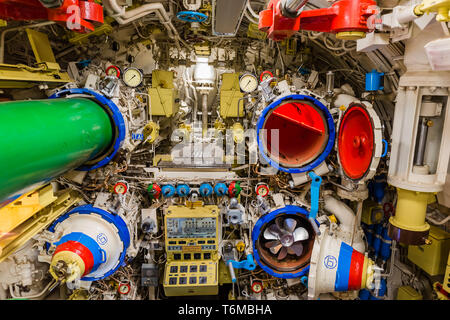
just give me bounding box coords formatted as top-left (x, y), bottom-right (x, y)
top-left (290, 241), bottom-right (304, 256)
top-left (277, 246), bottom-right (288, 260)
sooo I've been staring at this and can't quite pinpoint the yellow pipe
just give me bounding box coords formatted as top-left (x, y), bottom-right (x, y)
top-left (414, 0), bottom-right (450, 22)
top-left (389, 188), bottom-right (433, 232)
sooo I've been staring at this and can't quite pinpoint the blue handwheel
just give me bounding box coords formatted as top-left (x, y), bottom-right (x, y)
top-left (176, 11), bottom-right (208, 23)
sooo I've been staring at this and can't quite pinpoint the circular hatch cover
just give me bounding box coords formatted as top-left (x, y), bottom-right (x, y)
top-left (338, 103), bottom-right (376, 180)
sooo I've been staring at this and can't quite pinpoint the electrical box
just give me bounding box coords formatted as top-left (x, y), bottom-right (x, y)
top-left (408, 226), bottom-right (450, 276)
top-left (285, 38), bottom-right (297, 55)
top-left (247, 23), bottom-right (267, 40)
top-left (219, 73), bottom-right (244, 119)
top-left (361, 201), bottom-right (384, 225)
top-left (148, 70), bottom-right (178, 117)
top-left (163, 205), bottom-right (220, 296)
top-left (141, 263), bottom-right (159, 287)
top-left (141, 208), bottom-right (158, 235)
top-left (396, 286), bottom-right (423, 300)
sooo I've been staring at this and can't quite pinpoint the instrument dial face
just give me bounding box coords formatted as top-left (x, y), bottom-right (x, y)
top-left (123, 67), bottom-right (143, 88)
top-left (260, 70), bottom-right (273, 82)
top-left (256, 184), bottom-right (269, 197)
top-left (113, 182), bottom-right (127, 195)
top-left (251, 281), bottom-right (264, 293)
top-left (118, 283), bottom-right (130, 295)
top-left (106, 65), bottom-right (121, 78)
top-left (239, 73), bottom-right (258, 93)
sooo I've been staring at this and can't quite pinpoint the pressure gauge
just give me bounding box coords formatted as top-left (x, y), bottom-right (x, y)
top-left (105, 65), bottom-right (121, 78)
top-left (260, 70), bottom-right (273, 82)
top-left (113, 182), bottom-right (128, 195)
top-left (251, 281), bottom-right (264, 294)
top-left (239, 73), bottom-right (258, 93)
top-left (118, 283), bottom-right (131, 295)
top-left (255, 183), bottom-right (270, 197)
top-left (123, 67), bottom-right (143, 88)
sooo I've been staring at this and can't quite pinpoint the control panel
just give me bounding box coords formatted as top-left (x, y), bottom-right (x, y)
top-left (163, 204), bottom-right (220, 296)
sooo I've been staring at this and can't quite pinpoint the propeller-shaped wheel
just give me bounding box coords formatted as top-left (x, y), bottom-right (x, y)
top-left (263, 217), bottom-right (309, 260)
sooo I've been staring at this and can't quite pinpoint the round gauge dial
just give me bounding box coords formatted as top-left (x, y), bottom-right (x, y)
top-left (260, 70), bottom-right (273, 82)
top-left (106, 65), bottom-right (121, 78)
top-left (239, 73), bottom-right (258, 93)
top-left (251, 281), bottom-right (264, 294)
top-left (118, 283), bottom-right (131, 295)
top-left (123, 67), bottom-right (143, 88)
top-left (113, 182), bottom-right (127, 195)
top-left (255, 184), bottom-right (270, 197)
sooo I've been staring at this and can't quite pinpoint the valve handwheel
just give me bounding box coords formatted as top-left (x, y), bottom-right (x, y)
top-left (176, 11), bottom-right (208, 23)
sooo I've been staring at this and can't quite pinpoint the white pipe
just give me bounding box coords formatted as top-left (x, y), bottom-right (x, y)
top-left (323, 195), bottom-right (355, 234)
top-left (246, 1), bottom-right (260, 19)
top-left (282, 0), bottom-right (309, 15)
top-left (244, 10), bottom-right (259, 24)
top-left (0, 21), bottom-right (55, 64)
top-left (103, 0), bottom-right (125, 15)
top-left (333, 93), bottom-right (360, 108)
top-left (323, 195), bottom-right (366, 253)
top-left (202, 93), bottom-right (208, 135)
top-left (396, 5), bottom-right (419, 24)
top-left (103, 0), bottom-right (183, 50)
top-left (9, 279), bottom-right (55, 300)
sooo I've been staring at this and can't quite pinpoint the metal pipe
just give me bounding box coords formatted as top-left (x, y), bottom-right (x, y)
top-left (281, 0), bottom-right (309, 17)
top-left (351, 201), bottom-right (363, 246)
top-left (9, 279), bottom-right (56, 300)
top-left (103, 0), bottom-right (184, 50)
top-left (326, 71), bottom-right (335, 95)
top-left (244, 10), bottom-right (259, 24)
top-left (396, 4), bottom-right (421, 24)
top-left (380, 240), bottom-right (397, 277)
top-left (414, 117), bottom-right (428, 166)
top-left (202, 94), bottom-right (208, 136)
top-left (246, 0), bottom-right (260, 19)
top-left (0, 98), bottom-right (114, 203)
top-left (323, 195), bottom-right (355, 234)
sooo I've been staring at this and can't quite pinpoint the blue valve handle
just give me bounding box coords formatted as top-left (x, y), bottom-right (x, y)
top-left (381, 139), bottom-right (388, 158)
top-left (176, 11), bottom-right (208, 23)
top-left (227, 254), bottom-right (256, 283)
top-left (308, 172), bottom-right (322, 220)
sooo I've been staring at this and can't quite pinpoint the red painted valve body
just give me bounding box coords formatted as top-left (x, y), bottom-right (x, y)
top-left (0, 0), bottom-right (103, 32)
top-left (259, 0), bottom-right (301, 41)
top-left (259, 0), bottom-right (378, 41)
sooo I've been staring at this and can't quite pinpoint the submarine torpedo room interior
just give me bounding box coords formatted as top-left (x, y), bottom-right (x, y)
top-left (0, 0), bottom-right (449, 302)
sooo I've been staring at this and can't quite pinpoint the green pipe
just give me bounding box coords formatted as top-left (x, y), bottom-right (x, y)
top-left (0, 98), bottom-right (114, 202)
